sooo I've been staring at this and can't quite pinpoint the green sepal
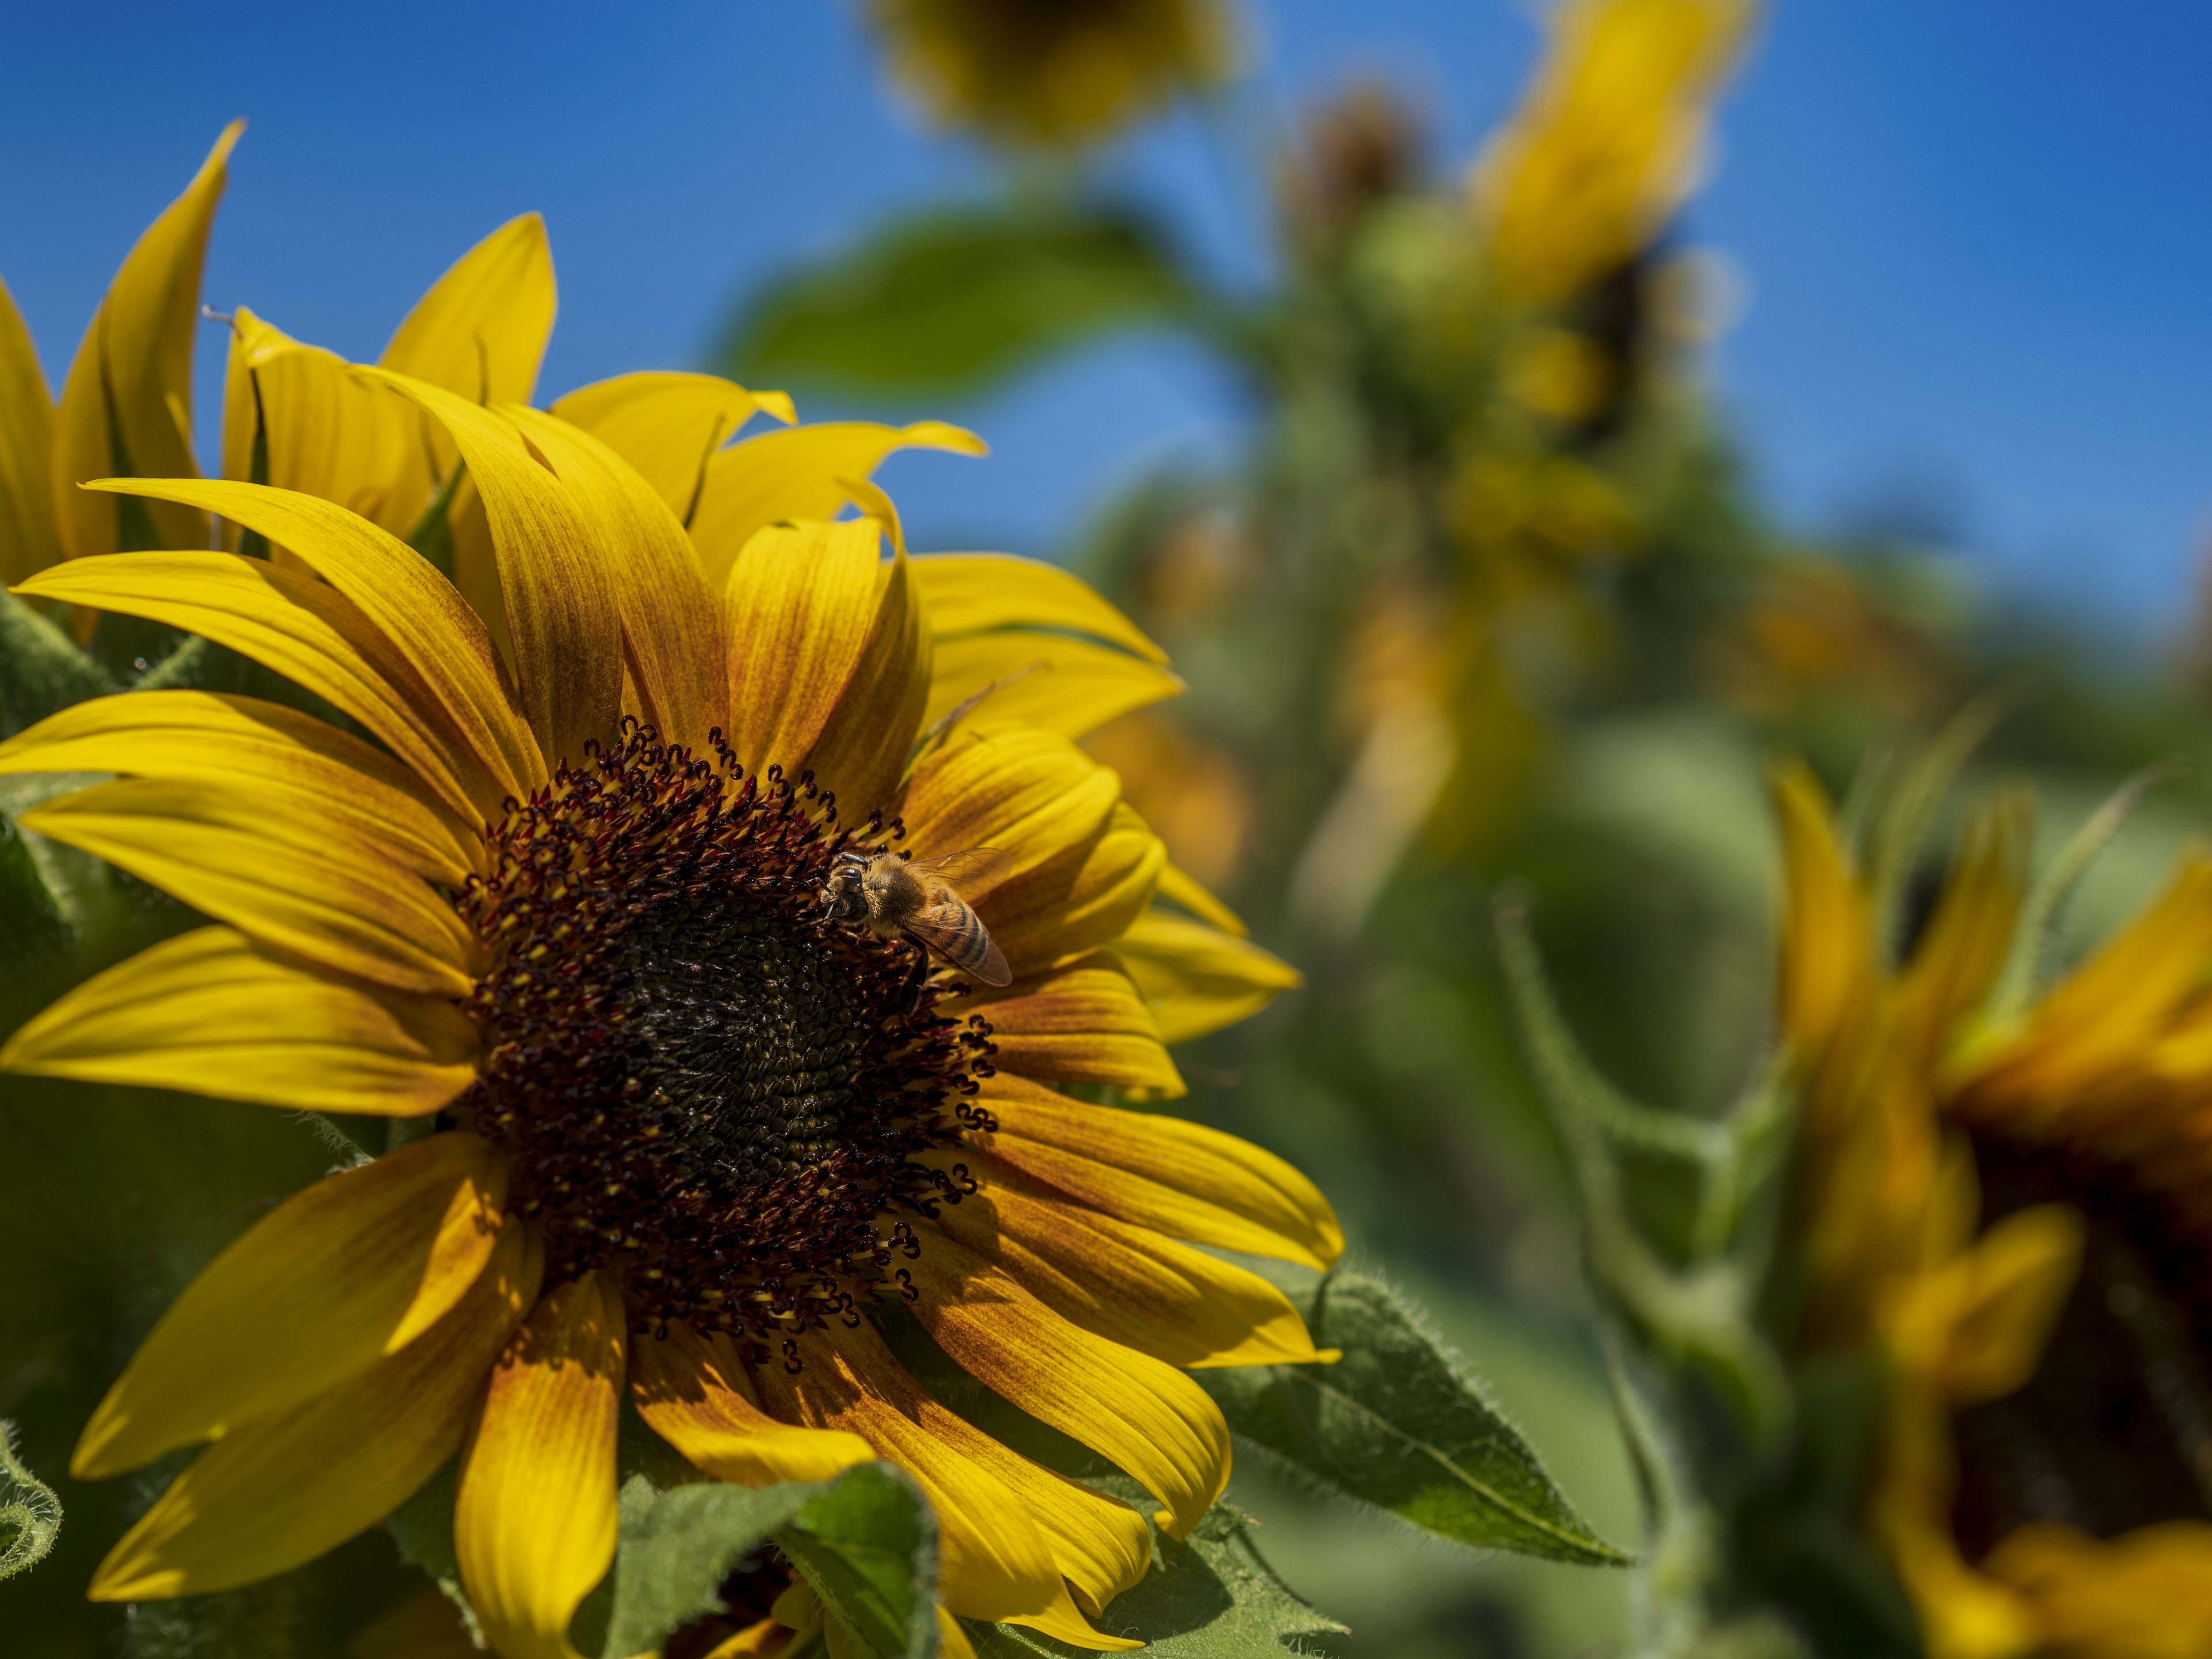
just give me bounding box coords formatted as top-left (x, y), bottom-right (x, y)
top-left (720, 199), bottom-right (1220, 400)
top-left (0, 1418), bottom-right (60, 1581)
top-left (0, 588), bottom-right (119, 740)
top-left (1199, 1268), bottom-right (1630, 1566)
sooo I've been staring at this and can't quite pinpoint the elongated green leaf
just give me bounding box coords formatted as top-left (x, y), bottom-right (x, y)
top-left (781, 1463), bottom-right (938, 1659)
top-left (0, 588), bottom-right (117, 739)
top-left (1200, 1271), bottom-right (1630, 1566)
top-left (719, 200), bottom-right (1215, 399)
top-left (601, 1474), bottom-right (819, 1659)
top-left (0, 1419), bottom-right (59, 1580)
top-left (964, 1499), bottom-right (1344, 1659)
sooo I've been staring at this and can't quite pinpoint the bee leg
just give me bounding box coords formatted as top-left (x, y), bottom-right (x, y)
top-left (897, 941), bottom-right (931, 1016)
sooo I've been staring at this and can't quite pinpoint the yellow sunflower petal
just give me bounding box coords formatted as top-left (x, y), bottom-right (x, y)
top-left (548, 371), bottom-right (794, 522)
top-left (503, 405), bottom-right (725, 755)
top-left (903, 728), bottom-right (1120, 880)
top-left (74, 1131), bottom-right (507, 1479)
top-left (22, 777), bottom-right (478, 998)
top-left (966, 955), bottom-right (1184, 1097)
top-left (1895, 790), bottom-right (2033, 1074)
top-left (911, 554), bottom-right (1166, 664)
top-left (1774, 760), bottom-right (1870, 1058)
top-left (356, 372), bottom-right (623, 772)
top-left (937, 1605), bottom-right (979, 1659)
top-left (722, 518), bottom-right (885, 777)
top-left (0, 274), bottom-right (59, 585)
top-left (904, 1224), bottom-right (1230, 1539)
top-left (380, 213), bottom-right (558, 408)
top-left (0, 688), bottom-right (479, 885)
top-left (1111, 908), bottom-right (1301, 1046)
top-left (12, 549), bottom-right (499, 824)
top-left (930, 1171), bottom-right (1328, 1368)
top-left (923, 631), bottom-right (1183, 744)
top-left (974, 1074), bottom-right (1343, 1269)
top-left (1153, 860), bottom-right (1248, 938)
top-left (51, 122), bottom-right (240, 569)
top-left (89, 1215), bottom-right (539, 1600)
top-left (630, 1323), bottom-right (874, 1484)
top-left (987, 804), bottom-right (1166, 977)
top-left (804, 549), bottom-right (933, 824)
top-left (219, 307), bottom-right (435, 546)
top-left (1983, 1520), bottom-right (2212, 1659)
top-left (754, 1319), bottom-right (1140, 1649)
top-left (690, 420), bottom-right (986, 590)
top-left (0, 925), bottom-right (476, 1116)
top-left (85, 476), bottom-right (543, 812)
top-left (457, 1271), bottom-right (626, 1659)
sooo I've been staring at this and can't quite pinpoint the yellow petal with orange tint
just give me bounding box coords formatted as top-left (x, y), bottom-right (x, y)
top-left (89, 1217), bottom-right (540, 1600)
top-left (457, 1271), bottom-right (626, 1659)
top-left (0, 688), bottom-right (479, 885)
top-left (549, 370), bottom-right (794, 523)
top-left (0, 925), bottom-right (476, 1116)
top-left (357, 372), bottom-right (622, 771)
top-left (803, 549), bottom-right (933, 823)
top-left (754, 1319), bottom-right (1141, 1649)
top-left (1109, 908), bottom-right (1301, 1046)
top-left (380, 214), bottom-right (558, 408)
top-left (13, 550), bottom-right (500, 824)
top-left (976, 1073), bottom-right (1343, 1268)
top-left (631, 1323), bottom-right (874, 1486)
top-left (74, 1132), bottom-right (507, 1478)
top-left (51, 122), bottom-right (240, 567)
top-left (0, 274), bottom-right (59, 585)
top-left (966, 955), bottom-right (1183, 1096)
top-left (1983, 1520), bottom-right (2212, 1659)
top-left (1895, 790), bottom-right (2032, 1074)
top-left (690, 421), bottom-right (985, 589)
top-left (722, 518), bottom-right (885, 777)
top-left (23, 777), bottom-right (478, 998)
top-left (987, 804), bottom-right (1165, 977)
top-left (1773, 760), bottom-right (1870, 1057)
top-left (904, 1224), bottom-right (1230, 1537)
top-left (903, 727), bottom-right (1121, 881)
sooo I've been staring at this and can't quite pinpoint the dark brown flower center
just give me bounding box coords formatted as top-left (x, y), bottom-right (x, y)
top-left (454, 724), bottom-right (995, 1344)
top-left (1951, 1132), bottom-right (2212, 1557)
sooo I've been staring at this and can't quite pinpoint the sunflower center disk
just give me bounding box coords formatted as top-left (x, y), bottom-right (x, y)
top-left (455, 726), bottom-right (994, 1342)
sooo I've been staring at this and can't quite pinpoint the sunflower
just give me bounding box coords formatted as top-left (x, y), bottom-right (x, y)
top-left (866, 0), bottom-right (1237, 151)
top-left (1775, 759), bottom-right (2212, 1659)
top-left (0, 374), bottom-right (1334, 1655)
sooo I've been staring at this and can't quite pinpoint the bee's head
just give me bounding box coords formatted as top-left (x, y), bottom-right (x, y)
top-left (821, 855), bottom-right (868, 923)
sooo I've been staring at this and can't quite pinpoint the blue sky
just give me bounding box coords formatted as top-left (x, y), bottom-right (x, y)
top-left (3, 1), bottom-right (2210, 633)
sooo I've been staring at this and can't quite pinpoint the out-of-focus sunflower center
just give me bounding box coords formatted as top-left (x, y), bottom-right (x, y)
top-left (1952, 1131), bottom-right (2212, 1556)
top-left (454, 724), bottom-right (997, 1346)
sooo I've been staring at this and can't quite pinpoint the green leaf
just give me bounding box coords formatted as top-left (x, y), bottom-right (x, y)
top-left (719, 200), bottom-right (1215, 400)
top-left (0, 587), bottom-right (119, 740)
top-left (781, 1462), bottom-right (939, 1659)
top-left (601, 1474), bottom-right (819, 1659)
top-left (963, 1501), bottom-right (1346, 1659)
top-left (0, 1418), bottom-right (60, 1581)
top-left (1199, 1270), bottom-right (1630, 1566)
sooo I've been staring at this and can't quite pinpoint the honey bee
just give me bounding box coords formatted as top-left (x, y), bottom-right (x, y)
top-left (822, 847), bottom-right (1013, 986)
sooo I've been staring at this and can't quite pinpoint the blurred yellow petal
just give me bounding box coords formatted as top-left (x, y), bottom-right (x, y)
top-left (381, 213), bottom-right (558, 408)
top-left (968, 955), bottom-right (1183, 1096)
top-left (1112, 907), bottom-right (1300, 1044)
top-left (13, 549), bottom-right (505, 824)
top-left (1983, 1520), bottom-right (2212, 1659)
top-left (975, 1073), bottom-right (1343, 1268)
top-left (1153, 858), bottom-right (1247, 937)
top-left (0, 273), bottom-right (59, 585)
top-left (218, 307), bottom-right (435, 546)
top-left (630, 1322), bottom-right (874, 1485)
top-left (22, 777), bottom-right (478, 998)
top-left (507, 405), bottom-right (725, 753)
top-left (548, 370), bottom-right (794, 522)
top-left (1773, 760), bottom-right (1869, 1057)
top-left (722, 518), bottom-right (886, 777)
top-left (90, 1217), bottom-right (539, 1599)
top-left (457, 1271), bottom-right (626, 1659)
top-left (0, 687), bottom-right (479, 885)
top-left (755, 1316), bottom-right (1141, 1647)
top-left (906, 1222), bottom-right (1230, 1537)
top-left (804, 548), bottom-right (932, 821)
top-left (1896, 790), bottom-right (2032, 1074)
top-left (933, 1171), bottom-right (1329, 1368)
top-left (937, 1605), bottom-right (978, 1659)
top-left (690, 420), bottom-right (985, 589)
top-left (1886, 1203), bottom-right (2083, 1406)
top-left (0, 925), bottom-right (476, 1116)
top-left (74, 1131), bottom-right (506, 1478)
top-left (51, 122), bottom-right (240, 573)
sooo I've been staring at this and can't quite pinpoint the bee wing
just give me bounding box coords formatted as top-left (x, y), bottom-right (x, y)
top-left (908, 847), bottom-right (1014, 904)
top-left (904, 902), bottom-right (1012, 986)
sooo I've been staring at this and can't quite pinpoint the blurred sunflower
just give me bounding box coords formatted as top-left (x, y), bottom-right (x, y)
top-left (1777, 759), bottom-right (2212, 1659)
top-left (866, 0), bottom-right (1237, 150)
top-left (0, 377), bottom-right (1329, 1654)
